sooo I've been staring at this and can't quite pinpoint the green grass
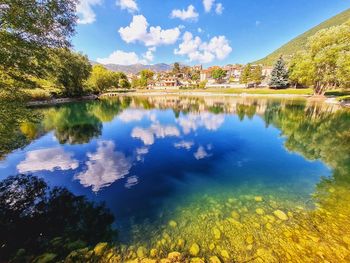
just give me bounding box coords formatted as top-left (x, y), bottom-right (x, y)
top-left (23, 89), bottom-right (52, 101)
top-left (203, 88), bottom-right (313, 95)
top-left (324, 90), bottom-right (350, 97)
top-left (336, 95), bottom-right (350, 102)
top-left (137, 88), bottom-right (314, 95)
top-left (255, 8), bottom-right (350, 65)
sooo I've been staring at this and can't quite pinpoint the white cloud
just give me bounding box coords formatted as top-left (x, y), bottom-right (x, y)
top-left (203, 0), bottom-right (215, 12)
top-left (116, 0), bottom-right (138, 12)
top-left (143, 47), bottom-right (156, 62)
top-left (132, 127), bottom-right (155, 145)
top-left (75, 141), bottom-right (132, 192)
top-left (117, 109), bottom-right (156, 122)
top-left (76, 0), bottom-right (102, 24)
top-left (97, 47), bottom-right (156, 65)
top-left (174, 140), bottom-right (194, 150)
top-left (215, 3), bottom-right (223, 15)
top-left (177, 112), bottom-right (225, 134)
top-left (171, 5), bottom-right (199, 21)
top-left (131, 123), bottom-right (180, 145)
top-left (136, 147), bottom-right (149, 155)
top-left (194, 146), bottom-right (210, 160)
top-left (203, 0), bottom-right (223, 14)
top-left (125, 175), bottom-right (139, 188)
top-left (17, 148), bottom-right (79, 173)
top-left (96, 50), bottom-right (147, 65)
top-left (198, 27), bottom-right (203, 33)
top-left (174, 31), bottom-right (232, 63)
top-left (119, 15), bottom-right (181, 47)
top-left (136, 146), bottom-right (149, 161)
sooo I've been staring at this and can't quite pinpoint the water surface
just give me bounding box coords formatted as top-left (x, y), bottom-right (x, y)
top-left (1, 95), bottom-right (350, 261)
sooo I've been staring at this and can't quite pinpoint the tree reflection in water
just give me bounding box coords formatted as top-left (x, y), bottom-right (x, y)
top-left (0, 174), bottom-right (115, 262)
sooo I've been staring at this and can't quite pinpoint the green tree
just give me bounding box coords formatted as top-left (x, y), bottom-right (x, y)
top-left (50, 49), bottom-right (91, 96)
top-left (240, 64), bottom-right (252, 85)
top-left (173, 62), bottom-right (181, 75)
top-left (198, 80), bottom-right (207, 89)
top-left (251, 65), bottom-right (263, 85)
top-left (138, 69), bottom-right (154, 88)
top-left (289, 21), bottom-right (350, 94)
top-left (87, 65), bottom-right (124, 93)
top-left (211, 68), bottom-right (227, 83)
top-left (191, 72), bottom-right (200, 82)
top-left (336, 51), bottom-right (350, 89)
top-left (269, 57), bottom-right (289, 89)
top-left (0, 0), bottom-right (78, 90)
top-left (289, 52), bottom-right (315, 87)
top-left (116, 72), bottom-right (131, 89)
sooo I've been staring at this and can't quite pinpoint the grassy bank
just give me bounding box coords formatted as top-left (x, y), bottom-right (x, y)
top-left (135, 88), bottom-right (314, 96)
top-left (201, 88), bottom-right (313, 95)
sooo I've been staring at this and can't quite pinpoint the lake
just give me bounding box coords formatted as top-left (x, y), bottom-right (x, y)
top-left (1, 95), bottom-right (350, 261)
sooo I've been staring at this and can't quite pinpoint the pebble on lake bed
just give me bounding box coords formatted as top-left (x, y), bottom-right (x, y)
top-left (256, 208), bottom-right (265, 215)
top-left (255, 196), bottom-right (263, 202)
top-left (168, 220), bottom-right (177, 228)
top-left (213, 227), bottom-right (221, 239)
top-left (273, 210), bottom-right (288, 221)
top-left (189, 243), bottom-right (200, 256)
top-left (167, 251), bottom-right (181, 260)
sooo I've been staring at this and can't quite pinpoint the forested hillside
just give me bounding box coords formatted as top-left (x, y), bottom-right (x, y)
top-left (255, 8), bottom-right (350, 65)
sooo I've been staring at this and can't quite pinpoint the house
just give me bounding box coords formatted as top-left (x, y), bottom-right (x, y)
top-left (192, 65), bottom-right (203, 71)
top-left (200, 66), bottom-right (221, 83)
top-left (200, 69), bottom-right (211, 82)
top-left (223, 64), bottom-right (243, 82)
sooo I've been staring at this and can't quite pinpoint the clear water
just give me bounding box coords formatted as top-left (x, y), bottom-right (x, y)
top-left (1, 95), bottom-right (350, 261)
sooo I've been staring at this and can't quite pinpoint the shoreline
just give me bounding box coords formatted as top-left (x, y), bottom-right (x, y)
top-left (26, 95), bottom-right (98, 107)
top-left (24, 91), bottom-right (349, 108)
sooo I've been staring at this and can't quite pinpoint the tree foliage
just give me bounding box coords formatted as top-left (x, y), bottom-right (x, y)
top-left (133, 69), bottom-right (155, 88)
top-left (251, 65), bottom-right (263, 85)
top-left (240, 64), bottom-right (252, 85)
top-left (172, 62), bottom-right (181, 75)
top-left (49, 49), bottom-right (92, 96)
top-left (211, 68), bottom-right (227, 83)
top-left (87, 65), bottom-right (130, 93)
top-left (289, 21), bottom-right (350, 94)
top-left (269, 57), bottom-right (289, 89)
top-left (0, 0), bottom-right (78, 89)
top-left (239, 64), bottom-right (263, 86)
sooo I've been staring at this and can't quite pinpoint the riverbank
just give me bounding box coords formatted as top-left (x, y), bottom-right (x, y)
top-left (23, 88), bottom-right (350, 108)
top-left (99, 88), bottom-right (350, 107)
top-left (26, 95), bottom-right (98, 107)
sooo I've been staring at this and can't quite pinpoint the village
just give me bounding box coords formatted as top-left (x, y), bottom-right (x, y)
top-left (126, 64), bottom-right (274, 90)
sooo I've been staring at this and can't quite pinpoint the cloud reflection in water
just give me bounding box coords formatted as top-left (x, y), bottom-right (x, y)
top-left (75, 141), bottom-right (132, 192)
top-left (17, 147), bottom-right (79, 173)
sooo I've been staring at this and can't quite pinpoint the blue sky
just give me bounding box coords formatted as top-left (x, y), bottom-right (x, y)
top-left (73, 0), bottom-right (350, 66)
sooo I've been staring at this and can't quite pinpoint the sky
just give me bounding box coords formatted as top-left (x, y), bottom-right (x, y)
top-left (73, 0), bottom-right (350, 66)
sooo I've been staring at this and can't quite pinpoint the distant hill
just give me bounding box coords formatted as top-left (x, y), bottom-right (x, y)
top-left (90, 62), bottom-right (172, 74)
top-left (255, 8), bottom-right (350, 66)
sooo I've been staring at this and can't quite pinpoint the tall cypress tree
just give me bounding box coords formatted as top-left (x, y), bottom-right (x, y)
top-left (269, 57), bottom-right (289, 89)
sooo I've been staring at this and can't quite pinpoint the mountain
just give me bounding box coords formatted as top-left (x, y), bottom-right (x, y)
top-left (255, 8), bottom-right (350, 66)
top-left (90, 62), bottom-right (172, 74)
